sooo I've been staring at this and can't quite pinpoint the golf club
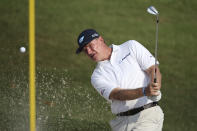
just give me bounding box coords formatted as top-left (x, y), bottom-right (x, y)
top-left (147, 6), bottom-right (161, 101)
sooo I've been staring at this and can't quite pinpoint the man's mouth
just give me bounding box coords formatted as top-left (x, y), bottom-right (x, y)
top-left (90, 54), bottom-right (95, 58)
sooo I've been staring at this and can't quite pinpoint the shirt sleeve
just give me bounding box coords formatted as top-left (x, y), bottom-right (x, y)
top-left (129, 40), bottom-right (159, 70)
top-left (91, 69), bottom-right (117, 103)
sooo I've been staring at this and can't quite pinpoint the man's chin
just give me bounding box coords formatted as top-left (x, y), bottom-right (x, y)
top-left (91, 57), bottom-right (100, 62)
top-left (92, 58), bottom-right (98, 62)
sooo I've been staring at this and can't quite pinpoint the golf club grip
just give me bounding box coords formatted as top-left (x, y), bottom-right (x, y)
top-left (154, 78), bottom-right (157, 83)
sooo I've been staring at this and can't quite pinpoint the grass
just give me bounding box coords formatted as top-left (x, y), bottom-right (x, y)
top-left (0, 0), bottom-right (197, 130)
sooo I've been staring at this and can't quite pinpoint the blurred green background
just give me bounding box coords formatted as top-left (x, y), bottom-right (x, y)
top-left (0, 0), bottom-right (197, 130)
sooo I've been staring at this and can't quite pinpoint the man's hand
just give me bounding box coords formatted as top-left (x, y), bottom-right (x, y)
top-left (145, 65), bottom-right (162, 96)
top-left (146, 65), bottom-right (162, 84)
top-left (145, 82), bottom-right (161, 96)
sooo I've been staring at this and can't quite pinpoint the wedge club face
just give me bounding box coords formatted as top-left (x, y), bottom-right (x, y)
top-left (147, 6), bottom-right (159, 15)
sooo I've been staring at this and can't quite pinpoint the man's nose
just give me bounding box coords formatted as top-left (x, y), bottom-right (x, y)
top-left (86, 47), bottom-right (92, 55)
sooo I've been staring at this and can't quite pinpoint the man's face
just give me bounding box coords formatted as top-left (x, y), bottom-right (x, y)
top-left (83, 37), bottom-right (104, 62)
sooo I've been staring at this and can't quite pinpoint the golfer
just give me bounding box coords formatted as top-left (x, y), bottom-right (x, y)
top-left (76, 29), bottom-right (164, 131)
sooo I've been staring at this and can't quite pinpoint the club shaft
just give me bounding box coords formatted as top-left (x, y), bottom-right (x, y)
top-left (154, 15), bottom-right (159, 83)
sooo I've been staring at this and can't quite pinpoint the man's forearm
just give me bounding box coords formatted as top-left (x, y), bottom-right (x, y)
top-left (109, 88), bottom-right (144, 101)
top-left (109, 66), bottom-right (162, 101)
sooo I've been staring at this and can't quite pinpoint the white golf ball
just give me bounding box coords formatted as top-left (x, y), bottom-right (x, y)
top-left (20, 47), bottom-right (26, 53)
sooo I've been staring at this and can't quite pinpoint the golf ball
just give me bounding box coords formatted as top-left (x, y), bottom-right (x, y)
top-left (20, 47), bottom-right (26, 53)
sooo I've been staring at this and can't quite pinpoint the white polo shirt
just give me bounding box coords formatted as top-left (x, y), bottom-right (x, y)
top-left (91, 40), bottom-right (161, 114)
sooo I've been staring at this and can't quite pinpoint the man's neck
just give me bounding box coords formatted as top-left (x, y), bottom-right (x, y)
top-left (103, 46), bottom-right (112, 61)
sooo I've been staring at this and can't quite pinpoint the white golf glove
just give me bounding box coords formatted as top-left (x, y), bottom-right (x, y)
top-left (148, 90), bottom-right (161, 101)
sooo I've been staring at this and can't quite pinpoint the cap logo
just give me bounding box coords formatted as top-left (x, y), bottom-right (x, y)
top-left (92, 33), bottom-right (98, 38)
top-left (79, 36), bottom-right (84, 44)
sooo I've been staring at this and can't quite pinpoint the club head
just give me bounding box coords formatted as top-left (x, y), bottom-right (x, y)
top-left (147, 6), bottom-right (159, 15)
